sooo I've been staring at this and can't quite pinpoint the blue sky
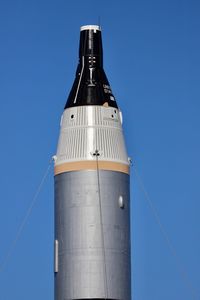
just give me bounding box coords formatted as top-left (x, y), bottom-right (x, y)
top-left (0, 0), bottom-right (200, 299)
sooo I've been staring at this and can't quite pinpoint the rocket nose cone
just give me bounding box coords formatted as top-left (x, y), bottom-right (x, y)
top-left (79, 25), bottom-right (103, 62)
top-left (64, 25), bottom-right (118, 109)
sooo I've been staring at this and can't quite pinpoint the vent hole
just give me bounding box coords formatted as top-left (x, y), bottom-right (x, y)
top-left (71, 114), bottom-right (74, 119)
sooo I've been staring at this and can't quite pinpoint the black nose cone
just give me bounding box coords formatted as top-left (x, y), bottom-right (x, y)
top-left (65, 25), bottom-right (118, 109)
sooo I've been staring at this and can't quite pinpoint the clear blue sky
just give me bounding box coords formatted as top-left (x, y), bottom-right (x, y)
top-left (0, 0), bottom-right (200, 299)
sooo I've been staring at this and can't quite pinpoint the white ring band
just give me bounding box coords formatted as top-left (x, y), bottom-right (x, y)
top-left (80, 25), bottom-right (100, 31)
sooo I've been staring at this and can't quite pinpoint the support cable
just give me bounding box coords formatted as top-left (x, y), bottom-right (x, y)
top-left (94, 150), bottom-right (109, 300)
top-left (0, 157), bottom-right (53, 273)
top-left (132, 163), bottom-right (198, 300)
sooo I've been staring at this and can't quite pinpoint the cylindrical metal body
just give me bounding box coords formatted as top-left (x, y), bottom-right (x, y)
top-left (55, 170), bottom-right (130, 300)
top-left (54, 25), bottom-right (131, 300)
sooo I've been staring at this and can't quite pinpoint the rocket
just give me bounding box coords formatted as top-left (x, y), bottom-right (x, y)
top-left (54, 25), bottom-right (131, 300)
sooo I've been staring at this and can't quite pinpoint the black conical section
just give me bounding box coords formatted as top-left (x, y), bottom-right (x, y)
top-left (64, 25), bottom-right (118, 109)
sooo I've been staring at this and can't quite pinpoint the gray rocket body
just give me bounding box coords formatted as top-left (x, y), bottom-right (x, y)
top-left (54, 25), bottom-right (131, 300)
top-left (54, 170), bottom-right (130, 300)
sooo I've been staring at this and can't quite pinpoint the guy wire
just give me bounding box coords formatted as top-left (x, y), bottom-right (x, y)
top-left (133, 163), bottom-right (198, 300)
top-left (0, 158), bottom-right (53, 273)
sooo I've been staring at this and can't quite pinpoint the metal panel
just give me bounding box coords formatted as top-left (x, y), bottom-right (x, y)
top-left (54, 240), bottom-right (59, 273)
top-left (55, 106), bottom-right (129, 165)
top-left (54, 170), bottom-right (131, 300)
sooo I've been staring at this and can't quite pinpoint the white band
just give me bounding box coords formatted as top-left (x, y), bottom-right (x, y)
top-left (80, 25), bottom-right (100, 31)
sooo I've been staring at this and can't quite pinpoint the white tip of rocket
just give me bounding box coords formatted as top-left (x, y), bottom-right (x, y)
top-left (80, 25), bottom-right (101, 31)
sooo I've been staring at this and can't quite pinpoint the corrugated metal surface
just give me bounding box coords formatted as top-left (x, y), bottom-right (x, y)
top-left (55, 106), bottom-right (128, 165)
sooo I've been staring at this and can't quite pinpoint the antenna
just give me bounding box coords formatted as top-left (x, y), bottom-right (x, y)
top-left (98, 16), bottom-right (101, 30)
